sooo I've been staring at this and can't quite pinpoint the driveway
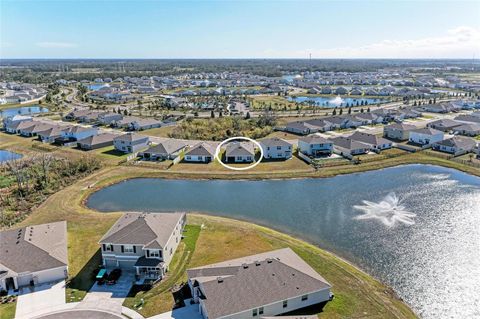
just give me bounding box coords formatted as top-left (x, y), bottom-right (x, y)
top-left (149, 299), bottom-right (202, 319)
top-left (15, 280), bottom-right (66, 319)
top-left (77, 270), bottom-right (135, 314)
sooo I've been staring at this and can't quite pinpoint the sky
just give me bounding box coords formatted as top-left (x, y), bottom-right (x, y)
top-left (1, 0), bottom-right (480, 59)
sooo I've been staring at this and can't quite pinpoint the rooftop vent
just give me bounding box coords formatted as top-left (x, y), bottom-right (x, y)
top-left (266, 258), bottom-right (273, 264)
top-left (242, 263), bottom-right (248, 269)
top-left (255, 261), bottom-right (261, 266)
top-left (217, 277), bottom-right (223, 283)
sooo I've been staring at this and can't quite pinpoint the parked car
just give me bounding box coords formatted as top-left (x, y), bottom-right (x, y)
top-left (106, 268), bottom-right (122, 285)
top-left (96, 268), bottom-right (108, 285)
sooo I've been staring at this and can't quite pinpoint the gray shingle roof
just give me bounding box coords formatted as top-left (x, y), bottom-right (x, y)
top-left (144, 140), bottom-right (187, 156)
top-left (299, 135), bottom-right (331, 145)
top-left (349, 131), bottom-right (391, 146)
top-left (188, 248), bottom-right (330, 319)
top-left (259, 138), bottom-right (292, 148)
top-left (185, 142), bottom-right (216, 157)
top-left (114, 132), bottom-right (149, 143)
top-left (77, 133), bottom-right (117, 146)
top-left (99, 212), bottom-right (185, 249)
top-left (225, 142), bottom-right (255, 157)
top-left (0, 221), bottom-right (68, 274)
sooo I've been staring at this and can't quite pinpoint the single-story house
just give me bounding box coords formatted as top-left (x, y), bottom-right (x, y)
top-left (18, 122), bottom-right (54, 137)
top-left (432, 136), bottom-right (477, 155)
top-left (184, 142), bottom-right (216, 163)
top-left (187, 248), bottom-right (332, 319)
top-left (426, 119), bottom-right (463, 132)
top-left (298, 135), bottom-right (333, 156)
top-left (259, 138), bottom-right (292, 160)
top-left (0, 221), bottom-right (68, 291)
top-left (329, 136), bottom-right (371, 156)
top-left (408, 128), bottom-right (444, 145)
top-left (99, 212), bottom-right (186, 282)
top-left (60, 126), bottom-right (99, 142)
top-left (2, 115), bottom-right (32, 133)
top-left (37, 126), bottom-right (72, 143)
top-left (77, 133), bottom-right (117, 150)
top-left (454, 114), bottom-right (480, 124)
top-left (98, 112), bottom-right (123, 125)
top-left (128, 118), bottom-right (162, 131)
top-left (225, 141), bottom-right (255, 163)
top-left (113, 132), bottom-right (150, 153)
top-left (383, 123), bottom-right (417, 141)
top-left (452, 123), bottom-right (480, 137)
top-left (349, 131), bottom-right (393, 151)
top-left (285, 121), bottom-right (320, 135)
top-left (64, 109), bottom-right (92, 121)
top-left (140, 140), bottom-right (188, 161)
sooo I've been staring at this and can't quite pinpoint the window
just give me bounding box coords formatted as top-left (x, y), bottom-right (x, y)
top-left (252, 309), bottom-right (257, 317)
top-left (124, 245), bottom-right (134, 253)
top-left (259, 307), bottom-right (264, 315)
top-left (283, 300), bottom-right (288, 308)
top-left (104, 244), bottom-right (113, 252)
top-left (276, 146), bottom-right (281, 150)
top-left (302, 294), bottom-right (308, 301)
top-left (149, 250), bottom-right (160, 258)
top-left (186, 156), bottom-right (191, 160)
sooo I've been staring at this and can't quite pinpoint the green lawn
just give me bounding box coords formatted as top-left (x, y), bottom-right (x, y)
top-left (0, 302), bottom-right (16, 319)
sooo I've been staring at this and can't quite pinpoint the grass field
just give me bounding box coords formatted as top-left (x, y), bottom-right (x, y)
top-left (0, 302), bottom-right (16, 319)
top-left (17, 165), bottom-right (418, 318)
top-left (142, 125), bottom-right (177, 138)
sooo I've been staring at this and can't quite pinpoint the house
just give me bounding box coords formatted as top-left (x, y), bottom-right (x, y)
top-left (0, 221), bottom-right (68, 291)
top-left (298, 135), bottom-right (333, 156)
top-left (113, 133), bottom-right (150, 153)
top-left (408, 128), bottom-right (444, 145)
top-left (128, 118), bottom-right (162, 131)
top-left (426, 119), bottom-right (463, 132)
top-left (225, 142), bottom-right (255, 163)
top-left (323, 116), bottom-right (349, 129)
top-left (452, 123), bottom-right (480, 137)
top-left (140, 140), bottom-right (188, 160)
top-left (349, 131), bottom-right (393, 151)
top-left (305, 119), bottom-right (334, 132)
top-left (383, 123), bottom-right (417, 141)
top-left (354, 113), bottom-right (381, 125)
top-left (184, 142), bottom-right (216, 163)
top-left (259, 138), bottom-right (292, 160)
top-left (335, 87), bottom-right (348, 95)
top-left (320, 86), bottom-right (332, 94)
top-left (77, 133), bottom-right (117, 150)
top-left (37, 126), bottom-right (72, 143)
top-left (285, 121), bottom-right (320, 135)
top-left (60, 126), bottom-right (98, 142)
top-left (64, 109), bottom-right (92, 121)
top-left (18, 122), bottom-right (54, 137)
top-left (432, 136), bottom-right (477, 155)
top-left (99, 212), bottom-right (186, 282)
top-left (329, 136), bottom-right (370, 156)
top-left (2, 115), bottom-right (32, 133)
top-left (8, 120), bottom-right (37, 135)
top-left (98, 112), bottom-right (123, 125)
top-left (454, 114), bottom-right (480, 124)
top-left (187, 248), bottom-right (332, 319)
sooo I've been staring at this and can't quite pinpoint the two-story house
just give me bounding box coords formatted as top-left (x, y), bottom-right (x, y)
top-left (298, 135), bottom-right (333, 156)
top-left (60, 126), bottom-right (99, 142)
top-left (259, 138), bottom-right (292, 160)
top-left (99, 212), bottom-right (186, 282)
top-left (113, 132), bottom-right (150, 153)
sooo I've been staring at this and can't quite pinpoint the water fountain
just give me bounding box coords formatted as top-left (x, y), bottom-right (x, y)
top-left (329, 95), bottom-right (344, 106)
top-left (353, 192), bottom-right (416, 227)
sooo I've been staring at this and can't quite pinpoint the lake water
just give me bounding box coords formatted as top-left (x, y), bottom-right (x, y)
top-left (0, 150), bottom-right (22, 163)
top-left (87, 164), bottom-right (480, 319)
top-left (0, 105), bottom-right (49, 118)
top-left (88, 84), bottom-right (109, 91)
top-left (288, 95), bottom-right (386, 107)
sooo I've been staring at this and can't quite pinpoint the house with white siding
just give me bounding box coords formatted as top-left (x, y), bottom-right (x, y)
top-left (60, 126), bottom-right (99, 142)
top-left (187, 248), bottom-right (332, 319)
top-left (432, 136), bottom-right (477, 155)
top-left (0, 221), bottom-right (68, 291)
top-left (259, 138), bottom-right (292, 160)
top-left (408, 128), bottom-right (444, 145)
top-left (329, 136), bottom-right (370, 156)
top-left (113, 132), bottom-right (150, 153)
top-left (225, 142), bottom-right (255, 163)
top-left (298, 135), bottom-right (333, 156)
top-left (383, 123), bottom-right (417, 141)
top-left (184, 142), bottom-right (216, 163)
top-left (349, 131), bottom-right (393, 151)
top-left (99, 212), bottom-right (186, 282)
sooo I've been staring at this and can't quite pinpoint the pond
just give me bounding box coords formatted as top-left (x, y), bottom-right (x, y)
top-left (0, 105), bottom-right (49, 118)
top-left (288, 95), bottom-right (386, 107)
top-left (86, 164), bottom-right (480, 319)
top-left (87, 84), bottom-right (109, 91)
top-left (0, 150), bottom-right (22, 163)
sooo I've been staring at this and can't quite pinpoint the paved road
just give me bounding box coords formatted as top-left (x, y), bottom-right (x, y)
top-left (37, 310), bottom-right (124, 319)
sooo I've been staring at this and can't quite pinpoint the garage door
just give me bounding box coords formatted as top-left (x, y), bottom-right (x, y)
top-left (118, 260), bottom-right (136, 269)
top-left (104, 259), bottom-right (118, 268)
top-left (17, 274), bottom-right (33, 287)
top-left (34, 267), bottom-right (67, 285)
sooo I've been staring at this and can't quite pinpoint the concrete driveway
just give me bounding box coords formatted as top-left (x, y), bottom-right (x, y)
top-left (37, 310), bottom-right (124, 319)
top-left (149, 299), bottom-right (202, 319)
top-left (77, 271), bottom-right (135, 314)
top-left (15, 280), bottom-right (66, 319)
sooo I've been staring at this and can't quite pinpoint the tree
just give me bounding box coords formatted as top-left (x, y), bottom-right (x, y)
top-left (245, 112), bottom-right (251, 119)
top-left (367, 107), bottom-right (371, 112)
top-left (339, 108), bottom-right (343, 115)
top-left (348, 107), bottom-right (352, 114)
top-left (210, 110), bottom-right (215, 118)
top-left (123, 109), bottom-right (128, 116)
top-left (332, 108), bottom-right (337, 115)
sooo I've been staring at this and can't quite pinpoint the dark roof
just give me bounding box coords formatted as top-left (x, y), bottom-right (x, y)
top-left (78, 133), bottom-right (117, 146)
top-left (225, 142), bottom-right (255, 157)
top-left (349, 131), bottom-right (391, 146)
top-left (384, 123), bottom-right (417, 131)
top-left (188, 248), bottom-right (330, 319)
top-left (99, 212), bottom-right (185, 249)
top-left (299, 135), bottom-right (331, 144)
top-left (134, 256), bottom-right (164, 268)
top-left (434, 136), bottom-right (476, 150)
top-left (259, 138), bottom-right (292, 148)
top-left (144, 140), bottom-right (187, 155)
top-left (329, 136), bottom-right (370, 150)
top-left (114, 132), bottom-right (149, 143)
top-left (185, 142), bottom-right (216, 157)
top-left (0, 221), bottom-right (68, 274)
top-left (411, 127), bottom-right (443, 135)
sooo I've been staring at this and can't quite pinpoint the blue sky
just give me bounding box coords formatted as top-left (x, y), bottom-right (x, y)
top-left (1, 0), bottom-right (479, 58)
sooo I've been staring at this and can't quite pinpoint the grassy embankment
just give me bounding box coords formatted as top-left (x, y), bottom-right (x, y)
top-left (0, 302), bottom-right (16, 319)
top-left (14, 166), bottom-right (417, 318)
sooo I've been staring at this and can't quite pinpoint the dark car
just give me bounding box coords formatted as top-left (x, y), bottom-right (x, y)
top-left (106, 268), bottom-right (122, 285)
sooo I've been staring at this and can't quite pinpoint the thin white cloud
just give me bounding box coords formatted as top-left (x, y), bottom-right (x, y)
top-left (36, 42), bottom-right (78, 48)
top-left (265, 26), bottom-right (480, 59)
